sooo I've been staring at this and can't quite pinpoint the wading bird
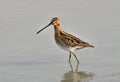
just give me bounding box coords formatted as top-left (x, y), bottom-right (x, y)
top-left (36, 17), bottom-right (94, 63)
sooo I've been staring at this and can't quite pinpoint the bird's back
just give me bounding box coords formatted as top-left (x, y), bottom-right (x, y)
top-left (55, 31), bottom-right (94, 51)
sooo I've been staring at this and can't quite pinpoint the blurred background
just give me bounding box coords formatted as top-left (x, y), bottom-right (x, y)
top-left (0, 0), bottom-right (120, 82)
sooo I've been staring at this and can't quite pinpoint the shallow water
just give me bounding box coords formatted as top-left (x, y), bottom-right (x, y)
top-left (0, 0), bottom-right (120, 82)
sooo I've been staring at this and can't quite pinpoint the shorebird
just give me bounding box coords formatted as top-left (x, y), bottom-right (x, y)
top-left (36, 17), bottom-right (94, 63)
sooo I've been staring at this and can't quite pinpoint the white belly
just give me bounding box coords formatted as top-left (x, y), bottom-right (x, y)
top-left (56, 43), bottom-right (83, 52)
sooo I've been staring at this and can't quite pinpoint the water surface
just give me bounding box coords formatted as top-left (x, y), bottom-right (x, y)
top-left (0, 0), bottom-right (120, 82)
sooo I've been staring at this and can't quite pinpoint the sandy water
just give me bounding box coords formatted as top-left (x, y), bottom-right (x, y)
top-left (0, 0), bottom-right (120, 82)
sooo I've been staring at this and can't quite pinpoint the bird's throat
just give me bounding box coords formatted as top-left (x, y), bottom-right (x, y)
top-left (54, 25), bottom-right (63, 34)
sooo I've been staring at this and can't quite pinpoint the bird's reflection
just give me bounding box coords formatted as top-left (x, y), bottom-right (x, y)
top-left (61, 62), bottom-right (95, 82)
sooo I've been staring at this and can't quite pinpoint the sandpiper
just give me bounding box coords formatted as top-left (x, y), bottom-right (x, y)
top-left (36, 17), bottom-right (94, 63)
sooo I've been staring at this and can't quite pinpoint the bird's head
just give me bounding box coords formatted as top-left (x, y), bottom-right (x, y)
top-left (51, 17), bottom-right (60, 26)
top-left (36, 17), bottom-right (60, 34)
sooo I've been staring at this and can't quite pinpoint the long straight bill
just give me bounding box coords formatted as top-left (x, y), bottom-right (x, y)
top-left (36, 22), bottom-right (52, 34)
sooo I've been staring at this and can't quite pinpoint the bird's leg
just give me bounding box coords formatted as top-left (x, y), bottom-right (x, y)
top-left (69, 52), bottom-right (72, 62)
top-left (75, 62), bottom-right (79, 72)
top-left (71, 52), bottom-right (80, 63)
top-left (69, 52), bottom-right (73, 71)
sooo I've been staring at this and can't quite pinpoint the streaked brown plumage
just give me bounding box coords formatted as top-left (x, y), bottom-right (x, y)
top-left (36, 17), bottom-right (94, 63)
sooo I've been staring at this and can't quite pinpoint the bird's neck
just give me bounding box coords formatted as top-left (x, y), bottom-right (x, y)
top-left (54, 25), bottom-right (63, 34)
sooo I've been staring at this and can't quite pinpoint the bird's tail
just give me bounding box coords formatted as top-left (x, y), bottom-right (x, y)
top-left (88, 44), bottom-right (94, 48)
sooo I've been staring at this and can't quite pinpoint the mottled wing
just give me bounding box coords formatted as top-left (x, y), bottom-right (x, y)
top-left (60, 31), bottom-right (94, 48)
